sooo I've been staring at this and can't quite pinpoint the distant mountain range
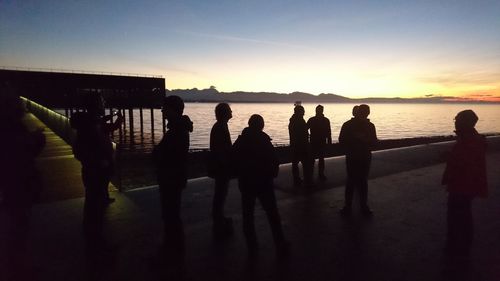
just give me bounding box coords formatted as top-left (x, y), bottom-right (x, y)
top-left (166, 88), bottom-right (498, 104)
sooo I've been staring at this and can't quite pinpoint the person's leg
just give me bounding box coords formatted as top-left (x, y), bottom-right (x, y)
top-left (447, 194), bottom-right (473, 256)
top-left (212, 177), bottom-right (233, 238)
top-left (301, 148), bottom-right (314, 186)
top-left (82, 168), bottom-right (106, 245)
top-left (258, 184), bottom-right (289, 256)
top-left (357, 159), bottom-right (372, 214)
top-left (212, 177), bottom-right (230, 221)
top-left (160, 185), bottom-right (184, 255)
top-left (318, 156), bottom-right (325, 179)
top-left (240, 183), bottom-right (258, 251)
top-left (341, 158), bottom-right (355, 214)
top-left (258, 186), bottom-right (285, 245)
top-left (292, 150), bottom-right (302, 184)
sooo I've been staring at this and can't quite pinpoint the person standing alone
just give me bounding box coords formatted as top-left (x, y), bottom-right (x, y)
top-left (338, 104), bottom-right (377, 216)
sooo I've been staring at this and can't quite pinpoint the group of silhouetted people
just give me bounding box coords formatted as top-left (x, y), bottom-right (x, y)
top-left (1, 90), bottom-right (488, 279)
top-left (146, 96), bottom-right (487, 263)
top-left (289, 104), bottom-right (333, 187)
top-left (67, 94), bottom-right (488, 264)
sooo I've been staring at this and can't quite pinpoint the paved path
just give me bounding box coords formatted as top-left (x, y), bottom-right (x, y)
top-left (24, 113), bottom-right (116, 203)
top-left (16, 136), bottom-right (500, 281)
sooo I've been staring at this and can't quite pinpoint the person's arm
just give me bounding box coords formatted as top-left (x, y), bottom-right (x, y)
top-left (338, 123), bottom-right (346, 145)
top-left (326, 119), bottom-right (332, 144)
top-left (371, 123), bottom-right (378, 147)
top-left (102, 113), bottom-right (123, 133)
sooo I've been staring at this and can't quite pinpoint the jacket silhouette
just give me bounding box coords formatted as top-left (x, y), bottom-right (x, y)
top-left (208, 103), bottom-right (234, 238)
top-left (208, 121), bottom-right (232, 179)
top-left (153, 95), bottom-right (193, 260)
top-left (289, 106), bottom-right (313, 185)
top-left (232, 115), bottom-right (288, 255)
top-left (338, 104), bottom-right (377, 215)
top-left (442, 130), bottom-right (487, 197)
top-left (153, 115), bottom-right (193, 186)
top-left (442, 110), bottom-right (487, 257)
top-left (233, 127), bottom-right (279, 181)
top-left (307, 105), bottom-right (332, 179)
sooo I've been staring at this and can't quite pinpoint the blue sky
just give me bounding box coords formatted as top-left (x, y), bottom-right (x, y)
top-left (1, 0), bottom-right (499, 99)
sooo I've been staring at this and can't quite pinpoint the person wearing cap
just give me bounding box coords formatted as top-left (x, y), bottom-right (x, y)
top-left (153, 95), bottom-right (193, 260)
top-left (338, 104), bottom-right (377, 216)
top-left (307, 105), bottom-right (332, 181)
top-left (442, 110), bottom-right (487, 257)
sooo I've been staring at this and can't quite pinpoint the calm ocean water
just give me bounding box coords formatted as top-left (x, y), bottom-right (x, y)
top-left (108, 103), bottom-right (500, 151)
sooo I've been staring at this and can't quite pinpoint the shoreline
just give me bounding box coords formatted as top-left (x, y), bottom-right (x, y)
top-left (113, 134), bottom-right (499, 190)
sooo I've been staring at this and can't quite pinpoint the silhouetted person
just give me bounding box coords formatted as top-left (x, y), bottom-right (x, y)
top-left (307, 105), bottom-right (332, 181)
top-left (71, 93), bottom-right (121, 249)
top-left (153, 95), bottom-right (193, 261)
top-left (208, 103), bottom-right (234, 239)
top-left (233, 114), bottom-right (289, 257)
top-left (0, 86), bottom-right (45, 280)
top-left (338, 104), bottom-right (377, 216)
top-left (289, 105), bottom-right (313, 186)
top-left (442, 110), bottom-right (487, 258)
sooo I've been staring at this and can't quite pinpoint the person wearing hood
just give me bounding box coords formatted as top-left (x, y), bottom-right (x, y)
top-left (442, 110), bottom-right (487, 257)
top-left (289, 105), bottom-right (313, 186)
top-left (307, 105), bottom-right (332, 181)
top-left (153, 95), bottom-right (193, 260)
top-left (232, 114), bottom-right (289, 257)
top-left (338, 104), bottom-right (377, 216)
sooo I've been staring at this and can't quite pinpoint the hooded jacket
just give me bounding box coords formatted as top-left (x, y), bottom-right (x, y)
top-left (442, 130), bottom-right (488, 198)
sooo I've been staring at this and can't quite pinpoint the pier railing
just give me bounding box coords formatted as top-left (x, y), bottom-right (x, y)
top-left (21, 97), bottom-right (123, 191)
top-left (21, 97), bottom-right (76, 145)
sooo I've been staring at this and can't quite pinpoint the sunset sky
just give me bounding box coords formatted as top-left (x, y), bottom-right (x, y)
top-left (1, 0), bottom-right (499, 100)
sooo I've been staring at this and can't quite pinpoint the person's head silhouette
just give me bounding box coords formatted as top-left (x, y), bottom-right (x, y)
top-left (352, 105), bottom-right (359, 117)
top-left (84, 93), bottom-right (105, 116)
top-left (454, 110), bottom-right (478, 134)
top-left (294, 105), bottom-right (305, 116)
top-left (248, 114), bottom-right (264, 131)
top-left (162, 95), bottom-right (184, 122)
top-left (316, 105), bottom-right (324, 116)
top-left (357, 104), bottom-right (370, 119)
top-left (215, 103), bottom-right (232, 122)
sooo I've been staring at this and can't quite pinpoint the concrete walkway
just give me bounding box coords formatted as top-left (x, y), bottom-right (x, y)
top-left (14, 135), bottom-right (500, 281)
top-left (24, 113), bottom-right (116, 203)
